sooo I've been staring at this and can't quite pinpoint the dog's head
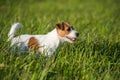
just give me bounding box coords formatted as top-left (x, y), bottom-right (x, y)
top-left (56, 22), bottom-right (79, 43)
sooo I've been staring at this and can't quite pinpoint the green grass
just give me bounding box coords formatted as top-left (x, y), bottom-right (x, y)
top-left (0, 0), bottom-right (120, 80)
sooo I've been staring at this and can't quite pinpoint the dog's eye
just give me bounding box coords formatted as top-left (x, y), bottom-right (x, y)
top-left (67, 27), bottom-right (71, 31)
top-left (71, 26), bottom-right (74, 30)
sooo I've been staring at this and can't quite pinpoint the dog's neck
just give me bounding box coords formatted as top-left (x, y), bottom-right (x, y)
top-left (47, 28), bottom-right (65, 44)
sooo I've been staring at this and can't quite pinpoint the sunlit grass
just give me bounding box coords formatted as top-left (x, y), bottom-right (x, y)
top-left (0, 0), bottom-right (120, 80)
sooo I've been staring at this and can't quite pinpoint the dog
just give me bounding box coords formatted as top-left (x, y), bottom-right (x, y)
top-left (8, 22), bottom-right (79, 56)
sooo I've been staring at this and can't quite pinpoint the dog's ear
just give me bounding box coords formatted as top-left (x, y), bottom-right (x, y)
top-left (56, 22), bottom-right (64, 30)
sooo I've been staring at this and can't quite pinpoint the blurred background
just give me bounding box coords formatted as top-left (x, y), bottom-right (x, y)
top-left (0, 0), bottom-right (120, 80)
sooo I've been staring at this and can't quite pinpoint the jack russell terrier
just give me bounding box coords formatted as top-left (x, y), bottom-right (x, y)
top-left (8, 22), bottom-right (79, 56)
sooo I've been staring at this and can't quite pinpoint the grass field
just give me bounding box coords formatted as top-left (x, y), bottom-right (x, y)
top-left (0, 0), bottom-right (120, 80)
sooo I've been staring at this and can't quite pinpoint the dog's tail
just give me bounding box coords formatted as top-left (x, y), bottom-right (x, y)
top-left (8, 23), bottom-right (23, 41)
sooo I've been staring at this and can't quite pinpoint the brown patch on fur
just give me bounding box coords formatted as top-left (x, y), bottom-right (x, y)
top-left (28, 37), bottom-right (39, 52)
top-left (56, 22), bottom-right (71, 37)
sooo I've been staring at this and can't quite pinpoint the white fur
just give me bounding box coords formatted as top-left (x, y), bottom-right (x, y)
top-left (8, 23), bottom-right (23, 41)
top-left (8, 23), bottom-right (78, 56)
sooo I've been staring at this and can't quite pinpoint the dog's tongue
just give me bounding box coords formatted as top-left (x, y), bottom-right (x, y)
top-left (72, 38), bottom-right (76, 41)
top-left (66, 36), bottom-right (76, 42)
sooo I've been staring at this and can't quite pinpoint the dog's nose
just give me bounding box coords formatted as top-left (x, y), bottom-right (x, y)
top-left (76, 32), bottom-right (79, 37)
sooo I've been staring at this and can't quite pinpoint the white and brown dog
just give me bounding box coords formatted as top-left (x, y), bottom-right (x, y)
top-left (8, 22), bottom-right (79, 55)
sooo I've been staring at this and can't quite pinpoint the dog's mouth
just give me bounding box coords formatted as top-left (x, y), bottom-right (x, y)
top-left (66, 36), bottom-right (76, 42)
